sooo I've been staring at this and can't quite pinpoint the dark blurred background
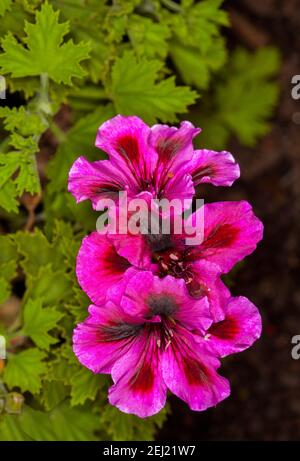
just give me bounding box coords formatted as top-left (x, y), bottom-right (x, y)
top-left (159, 0), bottom-right (300, 441)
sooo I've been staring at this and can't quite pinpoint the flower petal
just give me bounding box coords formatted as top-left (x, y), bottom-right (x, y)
top-left (121, 272), bottom-right (212, 332)
top-left (120, 271), bottom-right (156, 321)
top-left (109, 331), bottom-right (166, 417)
top-left (95, 115), bottom-right (157, 186)
top-left (188, 149), bottom-right (240, 187)
top-left (190, 260), bottom-right (231, 322)
top-left (68, 156), bottom-right (137, 210)
top-left (73, 303), bottom-right (141, 374)
top-left (162, 327), bottom-right (230, 411)
top-left (76, 231), bottom-right (132, 305)
top-left (108, 231), bottom-right (152, 270)
top-left (206, 296), bottom-right (262, 357)
top-left (150, 122), bottom-right (199, 204)
top-left (150, 121), bottom-right (200, 172)
top-left (159, 171), bottom-right (195, 211)
top-left (187, 201), bottom-right (264, 273)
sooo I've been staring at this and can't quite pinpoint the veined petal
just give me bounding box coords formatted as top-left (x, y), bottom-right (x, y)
top-left (186, 201), bottom-right (264, 273)
top-left (206, 296), bottom-right (262, 357)
top-left (188, 149), bottom-right (240, 187)
top-left (95, 115), bottom-right (157, 186)
top-left (159, 172), bottom-right (195, 212)
top-left (76, 231), bottom-right (131, 305)
top-left (120, 272), bottom-right (212, 332)
top-left (150, 121), bottom-right (200, 171)
top-left (109, 330), bottom-right (166, 417)
top-left (68, 156), bottom-right (137, 210)
top-left (73, 303), bottom-right (141, 374)
top-left (150, 122), bottom-right (199, 202)
top-left (190, 260), bottom-right (231, 322)
top-left (108, 232), bottom-right (152, 270)
top-left (162, 327), bottom-right (230, 411)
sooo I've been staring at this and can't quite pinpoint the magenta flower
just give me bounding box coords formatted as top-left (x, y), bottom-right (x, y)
top-left (73, 272), bottom-right (261, 417)
top-left (76, 200), bottom-right (263, 321)
top-left (69, 115), bottom-right (264, 418)
top-left (68, 115), bottom-right (240, 210)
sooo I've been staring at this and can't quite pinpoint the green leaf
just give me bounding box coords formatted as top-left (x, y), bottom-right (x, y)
top-left (170, 37), bottom-right (227, 89)
top-left (199, 47), bottom-right (280, 148)
top-left (39, 380), bottom-right (69, 411)
top-left (0, 106), bottom-right (46, 212)
top-left (48, 356), bottom-right (78, 385)
top-left (0, 181), bottom-right (18, 213)
top-left (0, 402), bottom-right (99, 441)
top-left (100, 404), bottom-right (169, 441)
top-left (0, 2), bottom-right (91, 84)
top-left (0, 277), bottom-right (10, 304)
top-left (67, 286), bottom-right (90, 323)
top-left (71, 367), bottom-right (105, 406)
top-left (52, 220), bottom-right (82, 268)
top-left (0, 0), bottom-right (12, 17)
top-left (0, 234), bottom-right (17, 303)
top-left (0, 106), bottom-right (46, 136)
top-left (173, 0), bottom-right (228, 53)
top-left (52, 0), bottom-right (109, 83)
top-left (128, 14), bottom-right (170, 60)
top-left (169, 0), bottom-right (228, 89)
top-left (13, 228), bottom-right (64, 276)
top-left (24, 264), bottom-right (73, 306)
top-left (4, 349), bottom-right (47, 394)
top-left (22, 298), bottom-right (64, 350)
top-left (111, 52), bottom-right (197, 123)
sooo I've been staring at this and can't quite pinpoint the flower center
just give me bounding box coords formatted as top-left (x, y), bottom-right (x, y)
top-left (147, 293), bottom-right (178, 317)
top-left (153, 248), bottom-right (208, 299)
top-left (145, 316), bottom-right (176, 350)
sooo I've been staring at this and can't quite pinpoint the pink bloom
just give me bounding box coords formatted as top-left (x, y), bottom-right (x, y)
top-left (68, 115), bottom-right (240, 210)
top-left (73, 272), bottom-right (261, 417)
top-left (108, 200), bottom-right (263, 320)
top-left (76, 201), bottom-right (262, 321)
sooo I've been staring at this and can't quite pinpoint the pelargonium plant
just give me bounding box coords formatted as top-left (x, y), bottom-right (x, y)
top-left (69, 115), bottom-right (263, 418)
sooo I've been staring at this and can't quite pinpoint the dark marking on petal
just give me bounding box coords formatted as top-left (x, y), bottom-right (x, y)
top-left (156, 137), bottom-right (183, 162)
top-left (116, 135), bottom-right (140, 163)
top-left (185, 224), bottom-right (239, 263)
top-left (147, 294), bottom-right (178, 317)
top-left (146, 233), bottom-right (173, 253)
top-left (192, 164), bottom-right (214, 181)
top-left (129, 360), bottom-right (155, 393)
top-left (202, 224), bottom-right (239, 249)
top-left (102, 245), bottom-right (131, 276)
top-left (101, 323), bottom-right (143, 341)
top-left (208, 317), bottom-right (239, 340)
top-left (183, 356), bottom-right (211, 386)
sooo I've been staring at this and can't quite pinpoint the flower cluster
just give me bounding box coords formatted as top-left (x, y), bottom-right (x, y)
top-left (68, 115), bottom-right (263, 418)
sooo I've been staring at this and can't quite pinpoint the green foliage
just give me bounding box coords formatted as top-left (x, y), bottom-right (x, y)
top-left (0, 0), bottom-right (12, 18)
top-left (0, 2), bottom-right (91, 84)
top-left (170, 0), bottom-right (228, 89)
top-left (111, 51), bottom-right (197, 124)
top-left (3, 349), bottom-right (47, 394)
top-left (198, 47), bottom-right (281, 149)
top-left (0, 402), bottom-right (100, 441)
top-left (100, 404), bottom-right (169, 441)
top-left (0, 106), bottom-right (47, 212)
top-left (22, 298), bottom-right (64, 350)
top-left (0, 234), bottom-right (17, 304)
top-left (0, 0), bottom-right (280, 442)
